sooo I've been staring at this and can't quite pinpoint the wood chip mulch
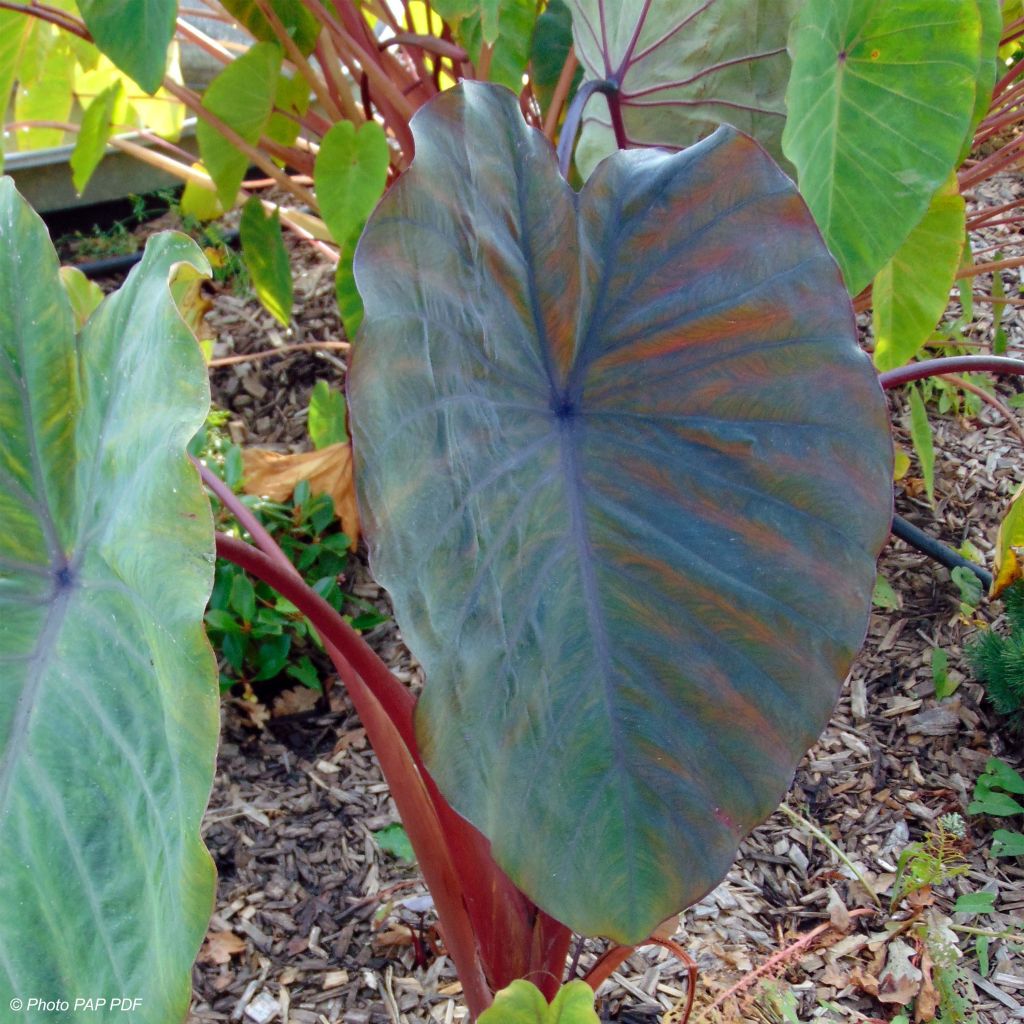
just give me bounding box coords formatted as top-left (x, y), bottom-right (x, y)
top-left (145, 183), bottom-right (1024, 1024)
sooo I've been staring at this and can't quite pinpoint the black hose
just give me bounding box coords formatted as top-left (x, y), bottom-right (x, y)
top-left (72, 229), bottom-right (240, 279)
top-left (891, 514), bottom-right (993, 591)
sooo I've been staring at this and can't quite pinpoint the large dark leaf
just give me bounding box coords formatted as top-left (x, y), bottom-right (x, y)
top-left (349, 83), bottom-right (893, 942)
top-left (568, 0), bottom-right (802, 178)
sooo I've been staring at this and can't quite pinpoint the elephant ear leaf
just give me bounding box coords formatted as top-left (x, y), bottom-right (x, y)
top-left (783, 0), bottom-right (982, 295)
top-left (78, 0), bottom-right (177, 94)
top-left (0, 177), bottom-right (218, 1024)
top-left (349, 83), bottom-right (893, 943)
top-left (567, 0), bottom-right (802, 179)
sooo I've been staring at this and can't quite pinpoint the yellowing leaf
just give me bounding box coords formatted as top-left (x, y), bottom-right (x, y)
top-left (242, 443), bottom-right (359, 549)
top-left (478, 980), bottom-right (599, 1024)
top-left (893, 448), bottom-right (911, 481)
top-left (992, 481), bottom-right (1024, 598)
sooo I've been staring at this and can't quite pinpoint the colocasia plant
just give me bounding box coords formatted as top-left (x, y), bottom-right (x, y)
top-left (3, 2), bottom-right (1024, 1023)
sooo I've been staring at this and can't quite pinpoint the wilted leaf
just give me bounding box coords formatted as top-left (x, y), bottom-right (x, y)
top-left (878, 939), bottom-right (923, 1005)
top-left (199, 930), bottom-right (247, 965)
top-left (991, 482), bottom-right (1024, 597)
top-left (242, 443), bottom-right (359, 548)
top-left (273, 686), bottom-right (321, 717)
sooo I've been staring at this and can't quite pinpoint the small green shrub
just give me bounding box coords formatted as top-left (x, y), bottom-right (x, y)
top-left (966, 581), bottom-right (1024, 730)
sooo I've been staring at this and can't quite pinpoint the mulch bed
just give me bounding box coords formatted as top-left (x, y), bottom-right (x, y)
top-left (93, 186), bottom-right (1024, 1023)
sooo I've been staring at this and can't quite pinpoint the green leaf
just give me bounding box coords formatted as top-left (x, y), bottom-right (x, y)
top-left (873, 176), bottom-right (966, 371)
top-left (0, 9), bottom-right (40, 164)
top-left (58, 265), bottom-right (105, 330)
top-left (240, 197), bottom-right (293, 326)
top-left (981, 757), bottom-right (1024, 795)
top-left (954, 891), bottom-right (995, 914)
top-left (966, 0), bottom-right (1002, 157)
top-left (969, 790), bottom-right (1024, 817)
top-left (0, 177), bottom-right (216, 1023)
top-left (180, 174), bottom-right (224, 222)
top-left (13, 32), bottom-right (75, 150)
top-left (230, 572), bottom-right (257, 623)
top-left (314, 120), bottom-right (390, 248)
top-left (252, 633), bottom-right (291, 680)
top-left (78, 0), bottom-right (176, 94)
top-left (478, 980), bottom-right (600, 1024)
top-left (931, 647), bottom-right (954, 698)
top-left (872, 574), bottom-right (901, 610)
top-left (286, 655), bottom-right (322, 690)
top-left (267, 69), bottom-right (311, 149)
top-left (570, 0), bottom-right (802, 179)
top-left (336, 229), bottom-right (365, 340)
top-left (454, 0), bottom-right (537, 90)
top-left (783, 0), bottom-right (982, 295)
top-left (219, 0), bottom-right (321, 56)
top-left (374, 823), bottom-right (415, 861)
top-left (530, 0), bottom-right (581, 117)
top-left (481, 0), bottom-right (501, 44)
top-left (308, 380), bottom-right (348, 449)
top-left (908, 385), bottom-right (935, 505)
top-left (71, 80), bottom-right (126, 195)
top-left (205, 608), bottom-right (243, 634)
top-left (991, 829), bottom-right (1024, 857)
top-left (350, 83), bottom-right (893, 942)
top-left (197, 42), bottom-right (282, 209)
top-left (951, 566), bottom-right (983, 609)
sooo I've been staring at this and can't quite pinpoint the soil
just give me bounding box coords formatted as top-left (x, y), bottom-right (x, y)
top-left (77, 184), bottom-right (1024, 1023)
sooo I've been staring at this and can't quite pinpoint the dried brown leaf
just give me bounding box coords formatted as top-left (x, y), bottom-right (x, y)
top-left (242, 443), bottom-right (360, 549)
top-left (878, 939), bottom-right (922, 1005)
top-left (199, 930), bottom-right (246, 965)
top-left (273, 686), bottom-right (321, 717)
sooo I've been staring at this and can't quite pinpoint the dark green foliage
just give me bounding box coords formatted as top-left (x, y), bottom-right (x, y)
top-left (190, 415), bottom-right (385, 693)
top-left (967, 581), bottom-right (1024, 730)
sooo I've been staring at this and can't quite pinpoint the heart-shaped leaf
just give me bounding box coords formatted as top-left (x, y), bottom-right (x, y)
top-left (783, 0), bottom-right (982, 295)
top-left (78, 0), bottom-right (176, 94)
top-left (314, 120), bottom-right (390, 249)
top-left (350, 84), bottom-right (893, 942)
top-left (198, 42), bottom-right (281, 209)
top-left (0, 177), bottom-right (218, 1022)
top-left (568, 0), bottom-right (802, 179)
